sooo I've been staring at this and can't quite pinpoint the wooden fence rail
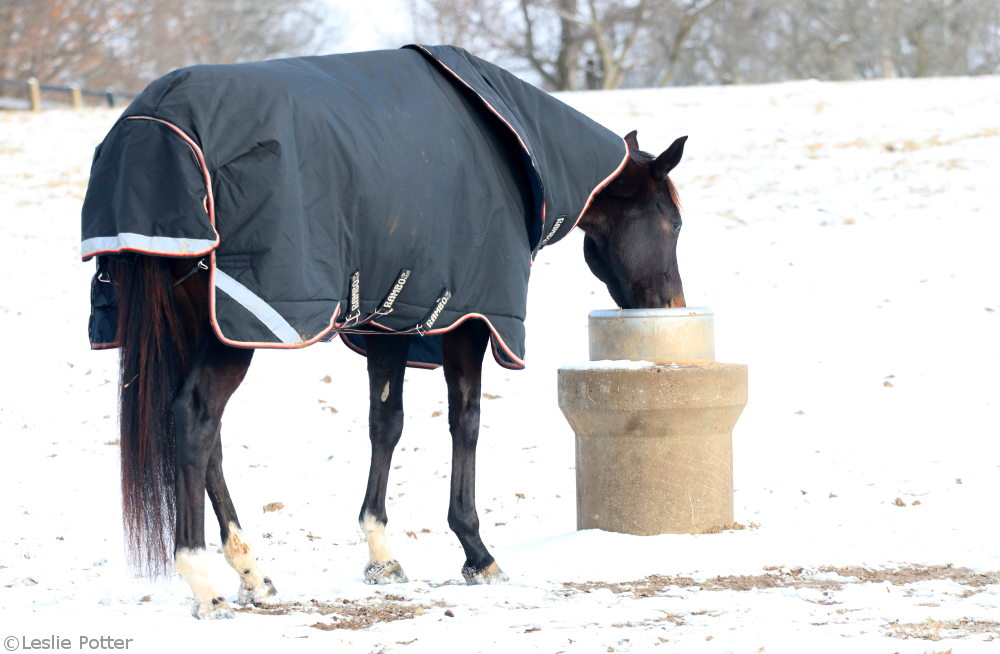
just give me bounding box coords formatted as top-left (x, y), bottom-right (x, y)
top-left (0, 77), bottom-right (136, 111)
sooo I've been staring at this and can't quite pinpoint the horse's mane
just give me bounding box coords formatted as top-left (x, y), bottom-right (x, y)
top-left (667, 177), bottom-right (682, 213)
top-left (628, 147), bottom-right (682, 213)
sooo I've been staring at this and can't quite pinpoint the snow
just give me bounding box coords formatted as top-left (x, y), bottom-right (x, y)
top-left (2, 73), bottom-right (999, 653)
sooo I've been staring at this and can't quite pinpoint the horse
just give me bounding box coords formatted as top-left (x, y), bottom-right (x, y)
top-left (82, 47), bottom-right (687, 619)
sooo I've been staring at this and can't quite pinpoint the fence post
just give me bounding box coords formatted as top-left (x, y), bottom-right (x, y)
top-left (105, 90), bottom-right (115, 107)
top-left (71, 86), bottom-right (83, 110)
top-left (27, 78), bottom-right (42, 112)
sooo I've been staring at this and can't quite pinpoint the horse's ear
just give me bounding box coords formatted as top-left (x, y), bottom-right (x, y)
top-left (624, 130), bottom-right (639, 151)
top-left (652, 135), bottom-right (688, 179)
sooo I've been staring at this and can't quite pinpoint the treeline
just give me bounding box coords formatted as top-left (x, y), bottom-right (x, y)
top-left (3, 0), bottom-right (998, 95)
top-left (410, 0), bottom-right (1000, 89)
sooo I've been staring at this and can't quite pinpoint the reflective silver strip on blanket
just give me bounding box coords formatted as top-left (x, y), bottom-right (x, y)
top-left (214, 269), bottom-right (301, 344)
top-left (81, 232), bottom-right (218, 258)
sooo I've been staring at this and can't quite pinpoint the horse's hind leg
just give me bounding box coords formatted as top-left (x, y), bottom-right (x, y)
top-left (443, 320), bottom-right (508, 584)
top-left (173, 339), bottom-right (253, 619)
top-left (206, 436), bottom-right (277, 606)
top-left (359, 333), bottom-right (410, 584)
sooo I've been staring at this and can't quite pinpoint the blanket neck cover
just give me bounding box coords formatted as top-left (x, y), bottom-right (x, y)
top-left (82, 45), bottom-right (628, 369)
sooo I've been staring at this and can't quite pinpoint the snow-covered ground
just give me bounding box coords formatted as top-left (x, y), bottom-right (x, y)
top-left (1, 74), bottom-right (998, 653)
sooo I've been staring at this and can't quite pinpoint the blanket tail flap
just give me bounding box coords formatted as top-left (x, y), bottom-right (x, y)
top-left (81, 116), bottom-right (218, 261)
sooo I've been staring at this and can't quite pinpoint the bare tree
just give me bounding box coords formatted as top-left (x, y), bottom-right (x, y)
top-left (1, 0), bottom-right (343, 93)
top-left (652, 0), bottom-right (723, 86)
top-left (0, 0), bottom-right (120, 84)
top-left (515, 0), bottom-right (639, 91)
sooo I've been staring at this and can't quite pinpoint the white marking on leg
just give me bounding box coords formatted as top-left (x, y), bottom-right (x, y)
top-left (380, 381), bottom-right (390, 402)
top-left (360, 513), bottom-right (407, 583)
top-left (175, 547), bottom-right (232, 619)
top-left (361, 513), bottom-right (394, 564)
top-left (223, 523), bottom-right (276, 605)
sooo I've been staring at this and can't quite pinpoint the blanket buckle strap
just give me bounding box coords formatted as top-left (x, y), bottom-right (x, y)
top-left (341, 270), bottom-right (362, 326)
top-left (371, 268), bottom-right (412, 319)
top-left (415, 288), bottom-right (452, 335)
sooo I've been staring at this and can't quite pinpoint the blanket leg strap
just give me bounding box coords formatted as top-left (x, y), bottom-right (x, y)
top-left (172, 258), bottom-right (209, 288)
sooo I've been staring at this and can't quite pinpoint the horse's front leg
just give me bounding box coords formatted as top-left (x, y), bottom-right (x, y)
top-left (173, 340), bottom-right (253, 619)
top-left (443, 320), bottom-right (508, 584)
top-left (359, 333), bottom-right (411, 584)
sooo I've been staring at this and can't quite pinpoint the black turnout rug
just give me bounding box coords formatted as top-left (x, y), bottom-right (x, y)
top-left (81, 45), bottom-right (628, 368)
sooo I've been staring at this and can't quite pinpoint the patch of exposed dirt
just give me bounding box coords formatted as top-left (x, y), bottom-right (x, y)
top-left (563, 565), bottom-right (1000, 598)
top-left (612, 613), bottom-right (686, 628)
top-left (886, 618), bottom-right (1000, 641)
top-left (697, 522), bottom-right (760, 534)
top-left (235, 596), bottom-right (446, 631)
top-left (818, 565), bottom-right (1000, 588)
top-left (564, 570), bottom-right (831, 597)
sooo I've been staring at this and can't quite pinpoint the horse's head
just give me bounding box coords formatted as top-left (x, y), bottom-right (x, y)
top-left (579, 131), bottom-right (687, 309)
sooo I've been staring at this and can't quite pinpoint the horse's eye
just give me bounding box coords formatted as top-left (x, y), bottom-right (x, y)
top-left (672, 223), bottom-right (682, 233)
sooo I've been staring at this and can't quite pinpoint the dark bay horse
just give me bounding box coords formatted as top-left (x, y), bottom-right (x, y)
top-left (87, 46), bottom-right (687, 617)
top-left (107, 129), bottom-right (686, 618)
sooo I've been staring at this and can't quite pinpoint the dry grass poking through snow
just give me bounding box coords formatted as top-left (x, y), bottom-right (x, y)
top-left (236, 594), bottom-right (447, 631)
top-left (562, 565), bottom-right (1000, 597)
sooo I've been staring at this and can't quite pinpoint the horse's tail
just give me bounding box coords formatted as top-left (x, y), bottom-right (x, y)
top-left (114, 256), bottom-right (195, 577)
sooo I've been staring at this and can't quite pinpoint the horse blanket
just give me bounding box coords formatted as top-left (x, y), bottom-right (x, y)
top-left (81, 45), bottom-right (628, 368)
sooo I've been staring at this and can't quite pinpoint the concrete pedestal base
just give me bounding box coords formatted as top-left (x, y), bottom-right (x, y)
top-left (558, 363), bottom-right (748, 535)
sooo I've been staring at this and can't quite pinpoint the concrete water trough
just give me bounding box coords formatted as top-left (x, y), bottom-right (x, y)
top-left (558, 308), bottom-right (748, 535)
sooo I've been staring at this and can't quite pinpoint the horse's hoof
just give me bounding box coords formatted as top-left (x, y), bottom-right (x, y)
top-left (237, 576), bottom-right (278, 606)
top-left (364, 560), bottom-right (408, 584)
top-left (192, 595), bottom-right (236, 620)
top-left (462, 561), bottom-right (509, 585)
